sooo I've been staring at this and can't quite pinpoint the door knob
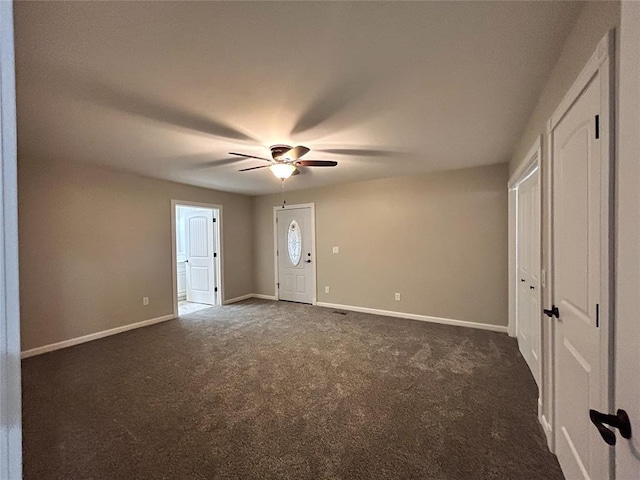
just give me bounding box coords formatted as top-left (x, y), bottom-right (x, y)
top-left (589, 409), bottom-right (632, 446)
top-left (543, 305), bottom-right (559, 318)
top-left (185, 259), bottom-right (189, 263)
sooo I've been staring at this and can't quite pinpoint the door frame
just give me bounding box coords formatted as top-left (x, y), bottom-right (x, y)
top-left (171, 200), bottom-right (223, 317)
top-left (508, 135), bottom-right (542, 338)
top-left (273, 203), bottom-right (317, 304)
top-left (614, 2), bottom-right (640, 475)
top-left (508, 136), bottom-right (545, 433)
top-left (546, 30), bottom-right (614, 468)
top-left (0, 1), bottom-right (22, 477)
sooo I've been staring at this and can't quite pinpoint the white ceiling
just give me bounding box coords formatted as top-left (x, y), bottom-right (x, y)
top-left (15, 1), bottom-right (583, 195)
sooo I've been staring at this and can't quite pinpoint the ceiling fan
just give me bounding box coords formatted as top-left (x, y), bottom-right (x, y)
top-left (229, 145), bottom-right (337, 179)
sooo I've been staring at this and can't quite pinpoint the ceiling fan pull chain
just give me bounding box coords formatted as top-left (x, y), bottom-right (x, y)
top-left (281, 179), bottom-right (287, 208)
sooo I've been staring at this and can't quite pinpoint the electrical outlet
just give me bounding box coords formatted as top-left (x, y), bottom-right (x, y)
top-left (395, 293), bottom-right (401, 301)
top-left (143, 297), bottom-right (149, 306)
top-left (325, 286), bottom-right (330, 294)
top-left (332, 246), bottom-right (339, 254)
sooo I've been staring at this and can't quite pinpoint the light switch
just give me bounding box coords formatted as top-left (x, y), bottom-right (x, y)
top-left (332, 246), bottom-right (339, 254)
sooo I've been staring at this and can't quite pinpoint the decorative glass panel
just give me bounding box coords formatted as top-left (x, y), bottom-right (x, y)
top-left (287, 219), bottom-right (302, 266)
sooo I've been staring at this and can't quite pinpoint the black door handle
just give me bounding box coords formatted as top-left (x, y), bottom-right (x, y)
top-left (530, 286), bottom-right (535, 290)
top-left (589, 409), bottom-right (632, 446)
top-left (543, 305), bottom-right (559, 318)
top-left (304, 260), bottom-right (312, 263)
top-left (520, 279), bottom-right (526, 282)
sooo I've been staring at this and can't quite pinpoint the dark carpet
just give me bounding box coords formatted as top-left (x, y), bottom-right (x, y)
top-left (22, 299), bottom-right (563, 479)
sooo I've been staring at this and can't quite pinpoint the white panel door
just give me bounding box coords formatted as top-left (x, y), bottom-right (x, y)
top-left (552, 74), bottom-right (609, 480)
top-left (277, 207), bottom-right (314, 304)
top-left (185, 209), bottom-right (215, 305)
top-left (615, 2), bottom-right (640, 475)
top-left (517, 167), bottom-right (541, 385)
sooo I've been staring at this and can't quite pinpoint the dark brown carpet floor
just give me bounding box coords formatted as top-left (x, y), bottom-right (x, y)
top-left (22, 299), bottom-right (563, 480)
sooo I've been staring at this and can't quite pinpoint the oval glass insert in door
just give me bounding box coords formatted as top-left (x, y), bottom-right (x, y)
top-left (287, 219), bottom-right (302, 266)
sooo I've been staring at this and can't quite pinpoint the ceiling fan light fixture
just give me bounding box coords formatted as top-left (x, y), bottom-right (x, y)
top-left (270, 163), bottom-right (296, 179)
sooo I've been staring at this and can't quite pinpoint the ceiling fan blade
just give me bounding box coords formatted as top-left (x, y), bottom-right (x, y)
top-left (295, 160), bottom-right (338, 167)
top-left (238, 165), bottom-right (271, 172)
top-left (291, 168), bottom-right (301, 176)
top-left (286, 145), bottom-right (310, 160)
top-left (229, 152), bottom-right (272, 162)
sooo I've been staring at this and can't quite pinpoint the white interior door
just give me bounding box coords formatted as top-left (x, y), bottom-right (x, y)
top-left (552, 70), bottom-right (610, 480)
top-left (516, 167), bottom-right (541, 385)
top-left (615, 2), bottom-right (640, 476)
top-left (185, 208), bottom-right (215, 305)
top-left (277, 206), bottom-right (314, 304)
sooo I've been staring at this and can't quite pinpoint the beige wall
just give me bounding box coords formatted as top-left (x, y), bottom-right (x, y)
top-left (510, 1), bottom-right (620, 174)
top-left (254, 164), bottom-right (508, 327)
top-left (18, 158), bottom-right (253, 351)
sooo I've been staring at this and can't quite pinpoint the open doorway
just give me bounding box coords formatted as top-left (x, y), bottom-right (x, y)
top-left (171, 201), bottom-right (222, 316)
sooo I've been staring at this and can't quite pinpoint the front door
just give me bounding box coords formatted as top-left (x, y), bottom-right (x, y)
top-left (516, 167), bottom-right (541, 385)
top-left (552, 68), bottom-right (610, 479)
top-left (185, 208), bottom-right (216, 305)
top-left (277, 206), bottom-right (314, 304)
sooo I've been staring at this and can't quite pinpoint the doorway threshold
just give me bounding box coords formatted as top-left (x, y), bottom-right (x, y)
top-left (178, 301), bottom-right (213, 316)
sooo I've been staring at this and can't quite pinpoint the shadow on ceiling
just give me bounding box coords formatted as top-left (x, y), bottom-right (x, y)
top-left (43, 66), bottom-right (256, 143)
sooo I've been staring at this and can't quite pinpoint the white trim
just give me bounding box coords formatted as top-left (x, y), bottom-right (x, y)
top-left (507, 187), bottom-right (517, 338)
top-left (224, 293), bottom-right (255, 304)
top-left (224, 294), bottom-right (278, 304)
top-left (509, 136), bottom-right (542, 188)
top-left (252, 294), bottom-right (277, 301)
top-left (540, 413), bottom-right (554, 452)
top-left (546, 29), bottom-right (614, 476)
top-left (544, 118), bottom-right (556, 453)
top-left (273, 203), bottom-right (317, 305)
top-left (0, 0), bottom-right (21, 475)
top-left (508, 135), bottom-right (542, 340)
top-left (20, 314), bottom-right (176, 359)
top-left (316, 302), bottom-right (508, 333)
top-left (171, 200), bottom-right (223, 317)
top-left (548, 31), bottom-right (613, 133)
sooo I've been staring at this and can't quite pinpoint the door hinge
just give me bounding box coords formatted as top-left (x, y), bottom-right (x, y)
top-left (213, 252), bottom-right (217, 258)
top-left (595, 114), bottom-right (600, 139)
top-left (277, 282), bottom-right (280, 289)
top-left (596, 303), bottom-right (600, 328)
top-left (213, 218), bottom-right (216, 223)
top-left (214, 287), bottom-right (218, 292)
top-left (276, 217), bottom-right (278, 224)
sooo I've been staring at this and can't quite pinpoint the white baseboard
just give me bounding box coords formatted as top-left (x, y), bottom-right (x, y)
top-left (251, 294), bottom-right (277, 301)
top-left (224, 294), bottom-right (277, 304)
top-left (316, 302), bottom-right (508, 333)
top-left (21, 298), bottom-right (507, 358)
top-left (540, 413), bottom-right (554, 453)
top-left (21, 314), bottom-right (175, 359)
top-left (224, 293), bottom-right (255, 304)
